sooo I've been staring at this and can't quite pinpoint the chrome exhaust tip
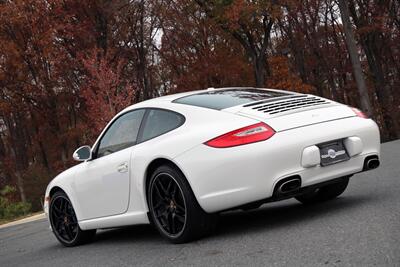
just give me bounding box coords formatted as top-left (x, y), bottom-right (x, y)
top-left (366, 158), bottom-right (380, 170)
top-left (277, 177), bottom-right (301, 194)
top-left (363, 156), bottom-right (380, 171)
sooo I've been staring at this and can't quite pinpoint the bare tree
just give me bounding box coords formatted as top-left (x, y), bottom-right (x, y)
top-left (337, 0), bottom-right (372, 116)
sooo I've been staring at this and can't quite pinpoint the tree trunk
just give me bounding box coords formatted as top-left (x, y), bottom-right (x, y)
top-left (15, 171), bottom-right (26, 202)
top-left (254, 55), bottom-right (266, 87)
top-left (337, 0), bottom-right (373, 116)
top-left (361, 35), bottom-right (400, 139)
top-left (137, 0), bottom-right (152, 100)
top-left (347, 0), bottom-right (400, 140)
top-left (31, 111), bottom-right (50, 171)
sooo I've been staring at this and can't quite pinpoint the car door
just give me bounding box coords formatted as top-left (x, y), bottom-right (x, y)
top-left (74, 109), bottom-right (145, 220)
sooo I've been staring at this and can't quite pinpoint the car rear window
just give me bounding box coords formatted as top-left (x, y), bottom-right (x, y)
top-left (172, 89), bottom-right (290, 110)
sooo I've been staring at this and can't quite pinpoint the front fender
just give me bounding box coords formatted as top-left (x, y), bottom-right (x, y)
top-left (44, 164), bottom-right (84, 222)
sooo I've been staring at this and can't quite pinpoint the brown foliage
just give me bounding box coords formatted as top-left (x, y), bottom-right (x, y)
top-left (0, 0), bottom-right (399, 207)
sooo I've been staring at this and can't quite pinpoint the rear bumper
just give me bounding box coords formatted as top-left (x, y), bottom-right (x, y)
top-left (174, 117), bottom-right (380, 213)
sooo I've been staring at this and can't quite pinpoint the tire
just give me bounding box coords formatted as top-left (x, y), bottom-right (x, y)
top-left (147, 165), bottom-right (217, 243)
top-left (49, 191), bottom-right (96, 247)
top-left (295, 177), bottom-right (350, 205)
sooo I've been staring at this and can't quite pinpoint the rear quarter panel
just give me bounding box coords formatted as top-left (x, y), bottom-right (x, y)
top-left (128, 102), bottom-right (260, 213)
top-left (174, 117), bottom-right (380, 212)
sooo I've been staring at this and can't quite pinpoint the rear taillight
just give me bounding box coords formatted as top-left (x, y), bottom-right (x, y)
top-left (205, 122), bottom-right (275, 148)
top-left (351, 107), bottom-right (368, 119)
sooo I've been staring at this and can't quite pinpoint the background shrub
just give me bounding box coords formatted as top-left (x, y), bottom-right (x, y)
top-left (0, 186), bottom-right (32, 220)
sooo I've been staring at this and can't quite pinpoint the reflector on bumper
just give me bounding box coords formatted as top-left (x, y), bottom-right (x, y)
top-left (302, 145), bottom-right (320, 167)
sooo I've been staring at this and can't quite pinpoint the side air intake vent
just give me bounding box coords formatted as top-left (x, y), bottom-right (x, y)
top-left (250, 95), bottom-right (329, 115)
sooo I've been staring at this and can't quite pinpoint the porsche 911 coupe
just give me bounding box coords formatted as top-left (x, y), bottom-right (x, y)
top-left (44, 87), bottom-right (380, 246)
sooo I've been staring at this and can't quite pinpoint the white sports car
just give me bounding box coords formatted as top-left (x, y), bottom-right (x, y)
top-left (44, 87), bottom-right (380, 246)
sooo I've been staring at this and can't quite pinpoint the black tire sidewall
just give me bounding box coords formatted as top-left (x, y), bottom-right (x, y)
top-left (148, 169), bottom-right (187, 239)
top-left (147, 165), bottom-right (214, 243)
top-left (49, 191), bottom-right (95, 247)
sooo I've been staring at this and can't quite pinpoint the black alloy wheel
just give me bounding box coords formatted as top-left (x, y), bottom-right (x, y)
top-left (49, 191), bottom-right (96, 247)
top-left (150, 173), bottom-right (187, 237)
top-left (148, 165), bottom-right (217, 243)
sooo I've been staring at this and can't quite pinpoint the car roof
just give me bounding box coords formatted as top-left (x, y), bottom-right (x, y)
top-left (122, 87), bottom-right (298, 112)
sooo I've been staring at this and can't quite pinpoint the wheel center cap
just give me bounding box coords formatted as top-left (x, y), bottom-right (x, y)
top-left (169, 200), bottom-right (176, 209)
top-left (64, 216), bottom-right (68, 224)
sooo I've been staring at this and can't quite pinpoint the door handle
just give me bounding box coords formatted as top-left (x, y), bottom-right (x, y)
top-left (117, 162), bottom-right (128, 173)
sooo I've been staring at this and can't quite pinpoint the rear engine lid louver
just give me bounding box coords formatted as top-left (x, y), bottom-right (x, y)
top-left (248, 95), bottom-right (330, 115)
top-left (230, 95), bottom-right (357, 132)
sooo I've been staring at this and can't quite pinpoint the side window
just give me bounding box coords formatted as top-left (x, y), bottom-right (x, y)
top-left (97, 109), bottom-right (145, 158)
top-left (140, 109), bottom-right (184, 142)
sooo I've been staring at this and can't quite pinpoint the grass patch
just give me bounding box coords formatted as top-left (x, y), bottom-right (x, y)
top-left (0, 186), bottom-right (33, 224)
top-left (0, 211), bottom-right (43, 225)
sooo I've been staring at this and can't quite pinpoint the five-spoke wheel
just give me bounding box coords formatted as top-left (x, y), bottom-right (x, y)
top-left (147, 165), bottom-right (217, 243)
top-left (50, 194), bottom-right (79, 242)
top-left (49, 191), bottom-right (96, 247)
top-left (150, 173), bottom-right (187, 237)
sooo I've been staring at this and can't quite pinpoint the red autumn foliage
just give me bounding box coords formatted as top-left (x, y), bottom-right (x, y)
top-left (0, 0), bottom-right (399, 208)
top-left (80, 50), bottom-right (136, 134)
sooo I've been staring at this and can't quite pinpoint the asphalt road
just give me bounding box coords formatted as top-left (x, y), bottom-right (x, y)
top-left (1, 140), bottom-right (400, 267)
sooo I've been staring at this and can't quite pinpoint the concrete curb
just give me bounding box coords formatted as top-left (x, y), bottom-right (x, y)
top-left (0, 213), bottom-right (46, 229)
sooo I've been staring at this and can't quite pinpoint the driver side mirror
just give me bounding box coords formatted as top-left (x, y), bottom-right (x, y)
top-left (73, 146), bottom-right (92, 161)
